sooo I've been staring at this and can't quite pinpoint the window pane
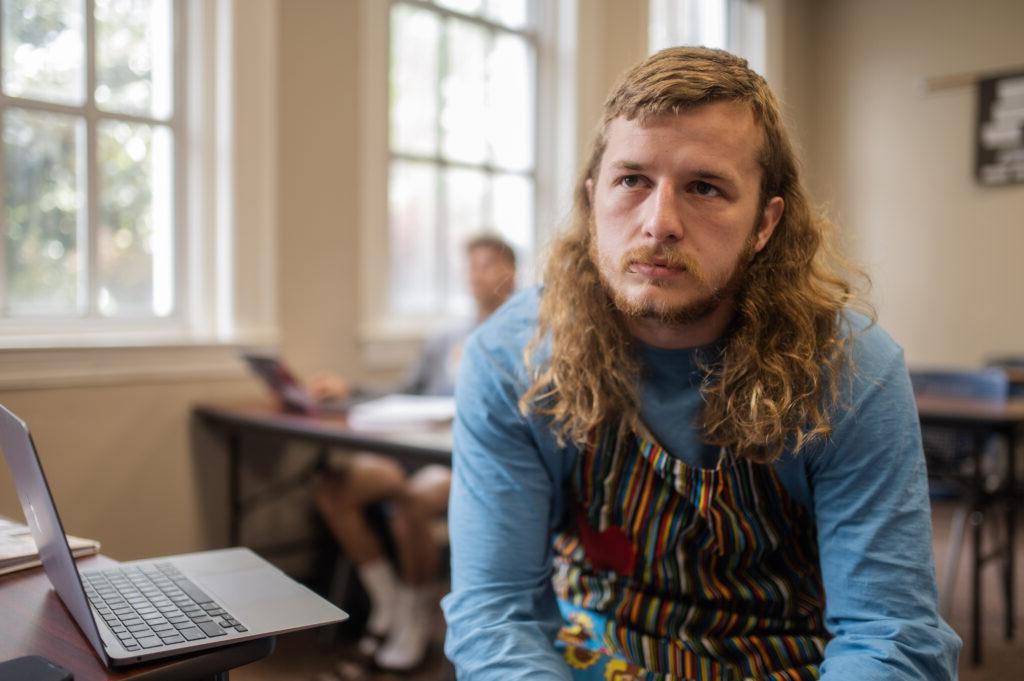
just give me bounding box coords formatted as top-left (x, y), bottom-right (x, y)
top-left (442, 19), bottom-right (487, 164)
top-left (391, 4), bottom-right (440, 156)
top-left (443, 167), bottom-right (486, 315)
top-left (3, 109), bottom-right (81, 315)
top-left (489, 172), bottom-right (531, 264)
top-left (1, 0), bottom-right (85, 105)
top-left (435, 0), bottom-right (482, 15)
top-left (487, 34), bottom-right (533, 171)
top-left (97, 120), bottom-right (174, 317)
top-left (95, 0), bottom-right (173, 118)
top-left (389, 160), bottom-right (439, 315)
top-left (484, 0), bottom-right (528, 29)
top-left (649, 0), bottom-right (727, 52)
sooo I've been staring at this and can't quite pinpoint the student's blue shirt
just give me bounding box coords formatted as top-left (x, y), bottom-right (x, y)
top-left (441, 287), bottom-right (960, 680)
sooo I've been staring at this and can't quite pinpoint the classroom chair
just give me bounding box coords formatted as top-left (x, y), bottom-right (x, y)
top-left (910, 367), bottom-right (1011, 664)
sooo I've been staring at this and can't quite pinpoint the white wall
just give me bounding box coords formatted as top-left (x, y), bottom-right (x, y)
top-left (804, 0), bottom-right (1024, 366)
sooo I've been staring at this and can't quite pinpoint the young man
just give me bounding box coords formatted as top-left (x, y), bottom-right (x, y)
top-left (442, 48), bottom-right (960, 680)
top-left (311, 234), bottom-right (516, 673)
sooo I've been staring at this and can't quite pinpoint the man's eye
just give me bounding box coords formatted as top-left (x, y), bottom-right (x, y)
top-left (691, 181), bottom-right (720, 197)
top-left (620, 175), bottom-right (643, 188)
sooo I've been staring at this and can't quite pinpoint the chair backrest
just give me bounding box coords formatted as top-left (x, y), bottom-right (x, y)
top-left (909, 367), bottom-right (1009, 403)
top-left (987, 356), bottom-right (1024, 369)
top-left (911, 368), bottom-right (1010, 493)
top-left (987, 357), bottom-right (1024, 397)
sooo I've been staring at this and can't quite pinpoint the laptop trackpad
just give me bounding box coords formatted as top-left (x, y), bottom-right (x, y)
top-left (200, 567), bottom-right (307, 608)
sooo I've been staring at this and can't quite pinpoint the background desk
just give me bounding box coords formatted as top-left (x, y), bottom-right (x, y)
top-left (916, 395), bottom-right (1024, 664)
top-left (192, 402), bottom-right (451, 547)
top-left (0, 555), bottom-right (274, 681)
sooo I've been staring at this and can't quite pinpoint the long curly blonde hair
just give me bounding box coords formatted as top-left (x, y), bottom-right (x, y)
top-left (519, 47), bottom-right (871, 463)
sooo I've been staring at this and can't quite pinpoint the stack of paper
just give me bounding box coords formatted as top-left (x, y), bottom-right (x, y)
top-left (0, 516), bottom-right (100, 576)
top-left (347, 394), bottom-right (456, 431)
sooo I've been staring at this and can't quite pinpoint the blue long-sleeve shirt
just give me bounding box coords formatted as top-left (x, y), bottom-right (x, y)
top-left (442, 287), bottom-right (960, 680)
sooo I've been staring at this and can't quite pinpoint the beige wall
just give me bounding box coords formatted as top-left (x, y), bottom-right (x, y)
top-left (773, 0), bottom-right (815, 162)
top-left (277, 0), bottom-right (363, 381)
top-left (0, 380), bottom-right (261, 558)
top-left (803, 0), bottom-right (1024, 366)
top-left (575, 0), bottom-right (649, 167)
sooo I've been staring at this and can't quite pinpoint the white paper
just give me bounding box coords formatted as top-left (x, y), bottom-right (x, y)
top-left (347, 394), bottom-right (456, 431)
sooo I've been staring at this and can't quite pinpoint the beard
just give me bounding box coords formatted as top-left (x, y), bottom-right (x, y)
top-left (590, 230), bottom-right (758, 327)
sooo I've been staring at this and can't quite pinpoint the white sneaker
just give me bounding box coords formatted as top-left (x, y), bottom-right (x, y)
top-left (358, 559), bottom-right (399, 637)
top-left (356, 631), bottom-right (383, 658)
top-left (374, 584), bottom-right (435, 671)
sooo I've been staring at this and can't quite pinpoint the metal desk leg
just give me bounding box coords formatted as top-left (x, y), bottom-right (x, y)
top-left (971, 431), bottom-right (984, 666)
top-left (1005, 428), bottom-right (1017, 641)
top-left (971, 511), bottom-right (983, 665)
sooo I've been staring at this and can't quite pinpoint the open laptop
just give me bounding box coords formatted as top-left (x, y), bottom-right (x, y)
top-left (241, 352), bottom-right (360, 416)
top-left (0, 403), bottom-right (348, 668)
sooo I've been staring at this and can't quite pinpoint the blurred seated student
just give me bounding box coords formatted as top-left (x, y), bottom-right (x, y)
top-left (309, 233), bottom-right (517, 672)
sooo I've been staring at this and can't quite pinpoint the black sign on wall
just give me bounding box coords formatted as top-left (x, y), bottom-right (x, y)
top-left (976, 72), bottom-right (1024, 186)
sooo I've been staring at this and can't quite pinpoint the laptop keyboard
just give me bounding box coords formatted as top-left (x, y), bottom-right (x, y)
top-left (81, 562), bottom-right (247, 652)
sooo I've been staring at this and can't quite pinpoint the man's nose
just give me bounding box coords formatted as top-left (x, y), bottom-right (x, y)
top-left (642, 180), bottom-right (685, 242)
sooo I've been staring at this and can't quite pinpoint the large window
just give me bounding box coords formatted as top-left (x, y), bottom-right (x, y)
top-left (0, 0), bottom-right (180, 325)
top-left (387, 0), bottom-right (536, 319)
top-left (649, 0), bottom-right (765, 76)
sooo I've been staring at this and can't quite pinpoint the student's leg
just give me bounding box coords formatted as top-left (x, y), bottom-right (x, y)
top-left (388, 465), bottom-right (450, 585)
top-left (312, 453), bottom-right (407, 564)
top-left (408, 464), bottom-right (452, 517)
top-left (312, 454), bottom-right (408, 649)
top-left (314, 457), bottom-right (451, 670)
top-left (373, 465), bottom-right (452, 671)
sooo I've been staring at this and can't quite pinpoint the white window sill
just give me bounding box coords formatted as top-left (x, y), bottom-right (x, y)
top-left (0, 331), bottom-right (276, 391)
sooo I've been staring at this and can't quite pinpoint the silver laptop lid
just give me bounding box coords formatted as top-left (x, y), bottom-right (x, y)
top-left (0, 404), bottom-right (109, 664)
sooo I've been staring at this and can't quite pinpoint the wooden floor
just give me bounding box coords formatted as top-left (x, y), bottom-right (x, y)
top-left (235, 499), bottom-right (1023, 681)
top-left (933, 499), bottom-right (1023, 681)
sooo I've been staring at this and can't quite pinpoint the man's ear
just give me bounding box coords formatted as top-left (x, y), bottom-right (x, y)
top-left (754, 196), bottom-right (784, 253)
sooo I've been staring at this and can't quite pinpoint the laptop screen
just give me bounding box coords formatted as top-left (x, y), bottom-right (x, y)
top-left (0, 404), bottom-right (108, 662)
top-left (241, 353), bottom-right (319, 414)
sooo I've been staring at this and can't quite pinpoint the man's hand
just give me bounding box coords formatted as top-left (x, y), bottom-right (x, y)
top-left (307, 371), bottom-right (353, 401)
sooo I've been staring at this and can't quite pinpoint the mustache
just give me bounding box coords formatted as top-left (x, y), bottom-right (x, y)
top-left (619, 246), bottom-right (707, 284)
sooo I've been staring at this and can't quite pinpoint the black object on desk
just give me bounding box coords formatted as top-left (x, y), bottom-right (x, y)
top-left (0, 655), bottom-right (74, 681)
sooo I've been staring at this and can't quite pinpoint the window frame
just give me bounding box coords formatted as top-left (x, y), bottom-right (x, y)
top-left (362, 0), bottom-right (577, 368)
top-left (0, 0), bottom-right (280, 389)
top-left (371, 0), bottom-right (542, 336)
top-left (0, 0), bottom-right (189, 335)
top-left (648, 0), bottom-right (767, 77)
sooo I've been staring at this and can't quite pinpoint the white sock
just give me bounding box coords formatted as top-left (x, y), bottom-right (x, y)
top-left (357, 558), bottom-right (399, 637)
top-left (374, 584), bottom-right (434, 671)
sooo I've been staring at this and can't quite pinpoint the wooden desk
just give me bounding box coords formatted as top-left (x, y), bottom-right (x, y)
top-left (192, 402), bottom-right (452, 547)
top-left (0, 555), bottom-right (274, 681)
top-left (916, 395), bottom-right (1024, 664)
